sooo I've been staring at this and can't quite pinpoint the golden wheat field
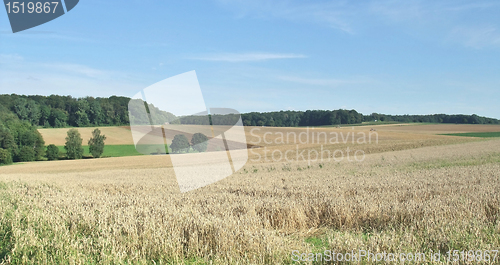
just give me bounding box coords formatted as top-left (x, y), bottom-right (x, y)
top-left (1, 124), bottom-right (500, 264)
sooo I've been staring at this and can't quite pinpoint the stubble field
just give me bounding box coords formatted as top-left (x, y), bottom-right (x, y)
top-left (1, 124), bottom-right (500, 264)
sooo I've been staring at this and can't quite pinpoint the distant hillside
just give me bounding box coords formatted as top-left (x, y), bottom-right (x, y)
top-left (0, 94), bottom-right (498, 128)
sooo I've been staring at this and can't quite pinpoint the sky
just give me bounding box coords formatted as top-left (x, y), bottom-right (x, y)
top-left (0, 0), bottom-right (499, 118)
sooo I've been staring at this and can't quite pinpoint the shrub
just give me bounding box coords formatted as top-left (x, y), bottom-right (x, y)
top-left (0, 148), bottom-right (12, 165)
top-left (65, 129), bottom-right (84, 159)
top-left (17, 146), bottom-right (35, 162)
top-left (191, 133), bottom-right (209, 152)
top-left (46, 144), bottom-right (60, 161)
top-left (170, 134), bottom-right (190, 154)
top-left (88, 128), bottom-right (106, 158)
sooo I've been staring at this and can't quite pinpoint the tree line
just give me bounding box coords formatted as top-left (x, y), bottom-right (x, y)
top-left (0, 94), bottom-right (131, 128)
top-left (1, 94), bottom-right (498, 129)
top-left (0, 102), bottom-right (107, 165)
top-left (242, 110), bottom-right (499, 127)
top-left (364, 113), bottom-right (500, 125)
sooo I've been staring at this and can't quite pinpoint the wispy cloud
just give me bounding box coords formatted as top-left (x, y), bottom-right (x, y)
top-left (0, 54), bottom-right (144, 97)
top-left (216, 0), bottom-right (355, 33)
top-left (278, 75), bottom-right (371, 86)
top-left (190, 52), bottom-right (307, 62)
top-left (0, 53), bottom-right (24, 62)
top-left (368, 0), bottom-right (500, 48)
top-left (447, 26), bottom-right (500, 48)
top-left (278, 76), bottom-right (348, 86)
top-left (444, 2), bottom-right (500, 11)
top-left (40, 63), bottom-right (109, 78)
top-left (218, 0), bottom-right (500, 49)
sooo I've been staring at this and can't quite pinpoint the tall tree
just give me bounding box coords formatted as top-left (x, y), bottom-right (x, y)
top-left (170, 134), bottom-right (190, 154)
top-left (65, 128), bottom-right (84, 159)
top-left (88, 128), bottom-right (106, 158)
top-left (191, 133), bottom-right (209, 152)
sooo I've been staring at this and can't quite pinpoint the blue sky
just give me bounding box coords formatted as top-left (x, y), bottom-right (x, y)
top-left (0, 0), bottom-right (499, 118)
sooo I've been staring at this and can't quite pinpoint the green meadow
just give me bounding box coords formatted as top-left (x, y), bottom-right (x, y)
top-left (56, 144), bottom-right (170, 158)
top-left (442, 132), bottom-right (500, 138)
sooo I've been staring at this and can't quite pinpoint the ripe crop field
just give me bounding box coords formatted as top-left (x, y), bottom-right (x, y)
top-left (1, 125), bottom-right (499, 264)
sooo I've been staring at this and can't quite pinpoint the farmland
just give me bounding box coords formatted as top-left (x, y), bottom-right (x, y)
top-left (1, 124), bottom-right (500, 264)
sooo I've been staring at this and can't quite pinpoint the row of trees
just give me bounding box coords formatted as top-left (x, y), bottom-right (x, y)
top-left (242, 109), bottom-right (365, 127)
top-left (242, 110), bottom-right (500, 127)
top-left (1, 94), bottom-right (499, 129)
top-left (364, 113), bottom-right (500, 124)
top-left (61, 128), bottom-right (106, 160)
top-left (170, 133), bottom-right (209, 154)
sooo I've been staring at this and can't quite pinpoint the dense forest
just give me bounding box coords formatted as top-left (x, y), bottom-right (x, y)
top-left (0, 94), bottom-right (131, 128)
top-left (0, 104), bottom-right (45, 164)
top-left (1, 94), bottom-right (498, 129)
top-left (241, 110), bottom-right (500, 127)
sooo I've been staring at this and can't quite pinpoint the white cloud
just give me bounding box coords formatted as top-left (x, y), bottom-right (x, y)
top-left (448, 26), bottom-right (500, 48)
top-left (0, 53), bottom-right (24, 62)
top-left (216, 0), bottom-right (355, 33)
top-left (217, 0), bottom-right (500, 49)
top-left (190, 52), bottom-right (307, 62)
top-left (278, 75), bottom-right (371, 86)
top-left (41, 63), bottom-right (109, 78)
top-left (0, 54), bottom-right (144, 97)
top-left (278, 76), bottom-right (348, 86)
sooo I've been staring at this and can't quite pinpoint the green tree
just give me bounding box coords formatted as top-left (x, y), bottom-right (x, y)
top-left (65, 128), bottom-right (84, 159)
top-left (12, 98), bottom-right (41, 126)
top-left (12, 98), bottom-right (29, 121)
top-left (74, 100), bottom-right (91, 127)
top-left (266, 117), bottom-right (275, 127)
top-left (191, 133), bottom-right (209, 152)
top-left (17, 145), bottom-right (35, 162)
top-left (0, 148), bottom-right (12, 165)
top-left (89, 99), bottom-right (104, 125)
top-left (18, 129), bottom-right (45, 160)
top-left (88, 128), bottom-right (106, 158)
top-left (75, 110), bottom-right (90, 127)
top-left (49, 109), bottom-right (68, 128)
top-left (46, 144), bottom-right (60, 161)
top-left (0, 127), bottom-right (17, 156)
top-left (26, 100), bottom-right (41, 126)
top-left (170, 134), bottom-right (190, 154)
top-left (40, 105), bottom-right (51, 127)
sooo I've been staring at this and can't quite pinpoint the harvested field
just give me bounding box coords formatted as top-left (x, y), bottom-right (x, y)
top-left (364, 123), bottom-right (500, 134)
top-left (39, 123), bottom-right (488, 147)
top-left (39, 126), bottom-right (134, 146)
